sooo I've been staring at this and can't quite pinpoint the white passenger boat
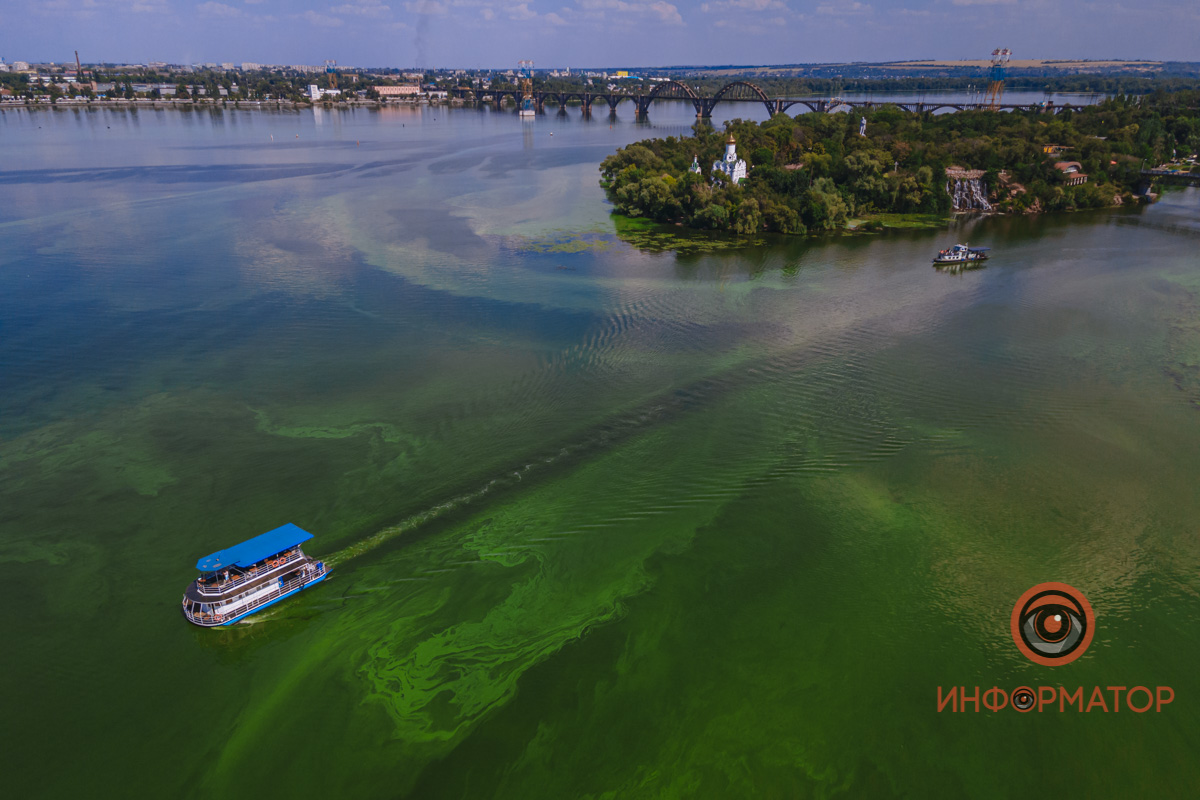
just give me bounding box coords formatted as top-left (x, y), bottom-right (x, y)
top-left (933, 243), bottom-right (990, 264)
top-left (182, 523), bottom-right (328, 627)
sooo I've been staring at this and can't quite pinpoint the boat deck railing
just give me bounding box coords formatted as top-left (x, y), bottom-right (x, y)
top-left (183, 562), bottom-right (326, 626)
top-left (194, 550), bottom-right (305, 597)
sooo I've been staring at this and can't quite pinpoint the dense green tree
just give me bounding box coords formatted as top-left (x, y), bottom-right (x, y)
top-left (693, 203), bottom-right (730, 230)
top-left (600, 93), bottom-right (1200, 236)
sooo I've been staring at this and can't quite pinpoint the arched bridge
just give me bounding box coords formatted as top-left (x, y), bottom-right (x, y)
top-left (450, 81), bottom-right (1089, 117)
top-left (637, 80), bottom-right (702, 116)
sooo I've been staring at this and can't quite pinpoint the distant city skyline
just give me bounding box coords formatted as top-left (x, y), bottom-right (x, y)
top-left (3, 0), bottom-right (1197, 67)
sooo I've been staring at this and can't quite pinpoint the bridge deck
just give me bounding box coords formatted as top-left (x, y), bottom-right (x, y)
top-left (451, 82), bottom-right (1090, 117)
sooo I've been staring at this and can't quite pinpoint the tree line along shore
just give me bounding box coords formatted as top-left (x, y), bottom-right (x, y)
top-left (599, 92), bottom-right (1200, 236)
top-left (4, 64), bottom-right (1200, 107)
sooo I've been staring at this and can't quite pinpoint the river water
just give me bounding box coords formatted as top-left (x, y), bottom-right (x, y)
top-left (2, 101), bottom-right (1199, 797)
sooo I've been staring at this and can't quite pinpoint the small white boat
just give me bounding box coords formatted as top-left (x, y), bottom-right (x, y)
top-left (933, 243), bottom-right (989, 264)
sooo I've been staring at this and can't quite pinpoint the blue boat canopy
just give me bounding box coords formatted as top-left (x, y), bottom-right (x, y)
top-left (196, 523), bottom-right (313, 572)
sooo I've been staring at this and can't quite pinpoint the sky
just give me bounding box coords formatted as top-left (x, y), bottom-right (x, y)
top-left (2, 0), bottom-right (1197, 68)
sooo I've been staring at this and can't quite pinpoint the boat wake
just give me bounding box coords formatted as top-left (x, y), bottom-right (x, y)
top-left (325, 405), bottom-right (679, 570)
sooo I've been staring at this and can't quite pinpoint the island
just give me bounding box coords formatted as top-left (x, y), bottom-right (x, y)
top-left (599, 91), bottom-right (1200, 236)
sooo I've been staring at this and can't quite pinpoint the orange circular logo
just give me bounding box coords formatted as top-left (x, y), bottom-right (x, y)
top-left (1011, 582), bottom-right (1095, 666)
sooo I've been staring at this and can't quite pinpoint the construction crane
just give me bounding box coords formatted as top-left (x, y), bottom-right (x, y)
top-left (983, 48), bottom-right (1010, 109)
top-left (324, 59), bottom-right (338, 89)
top-left (518, 60), bottom-right (534, 117)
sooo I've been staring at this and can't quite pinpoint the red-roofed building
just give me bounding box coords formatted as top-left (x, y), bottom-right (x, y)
top-left (1054, 161), bottom-right (1088, 186)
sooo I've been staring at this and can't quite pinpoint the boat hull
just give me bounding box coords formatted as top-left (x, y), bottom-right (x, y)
top-left (216, 572), bottom-right (328, 626)
top-left (183, 563), bottom-right (328, 627)
top-left (932, 255), bottom-right (987, 264)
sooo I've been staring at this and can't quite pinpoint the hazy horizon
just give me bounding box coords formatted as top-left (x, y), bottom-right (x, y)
top-left (4, 0), bottom-right (1196, 69)
top-left (6, 57), bottom-right (1190, 70)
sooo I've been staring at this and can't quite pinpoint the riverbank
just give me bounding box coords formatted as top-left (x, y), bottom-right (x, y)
top-left (846, 212), bottom-right (950, 231)
top-left (600, 92), bottom-right (1199, 239)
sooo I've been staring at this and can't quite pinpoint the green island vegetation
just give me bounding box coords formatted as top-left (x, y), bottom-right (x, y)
top-left (600, 91), bottom-right (1200, 236)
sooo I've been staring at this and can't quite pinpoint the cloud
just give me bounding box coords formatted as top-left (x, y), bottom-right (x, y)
top-left (713, 17), bottom-right (768, 32)
top-left (816, 1), bottom-right (869, 13)
top-left (506, 1), bottom-right (538, 18)
top-left (35, 0), bottom-right (161, 13)
top-left (951, 0), bottom-right (1016, 4)
top-left (198, 1), bottom-right (244, 17)
top-left (331, 0), bottom-right (392, 15)
top-left (302, 9), bottom-right (346, 24)
top-left (398, 0), bottom-right (577, 26)
top-left (405, 0), bottom-right (448, 12)
top-left (503, 1), bottom-right (573, 24)
top-left (701, 0), bottom-right (784, 12)
top-left (576, 0), bottom-right (682, 25)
